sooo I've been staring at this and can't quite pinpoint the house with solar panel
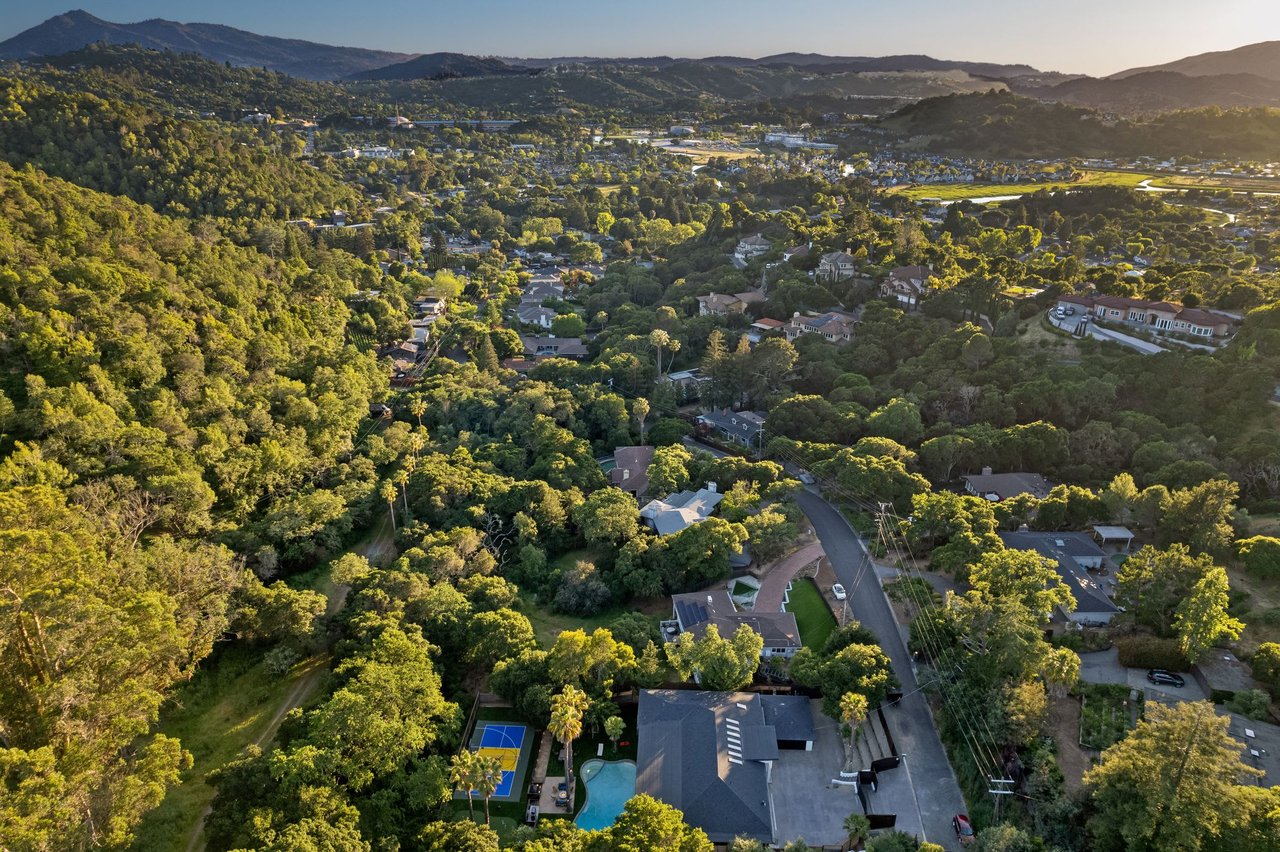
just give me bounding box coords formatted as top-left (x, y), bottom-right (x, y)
top-left (666, 589), bottom-right (802, 659)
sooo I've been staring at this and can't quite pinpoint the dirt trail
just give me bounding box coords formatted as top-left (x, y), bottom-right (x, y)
top-left (181, 510), bottom-right (394, 852)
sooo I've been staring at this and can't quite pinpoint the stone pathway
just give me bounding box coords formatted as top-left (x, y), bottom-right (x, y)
top-left (753, 542), bottom-right (825, 612)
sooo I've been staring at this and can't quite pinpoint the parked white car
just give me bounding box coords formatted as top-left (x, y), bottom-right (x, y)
top-left (831, 583), bottom-right (847, 600)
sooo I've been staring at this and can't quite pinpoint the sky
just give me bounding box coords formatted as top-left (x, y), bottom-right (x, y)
top-left (1, 0), bottom-right (1278, 76)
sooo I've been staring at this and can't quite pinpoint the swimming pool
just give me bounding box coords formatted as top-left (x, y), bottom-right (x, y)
top-left (574, 759), bottom-right (636, 830)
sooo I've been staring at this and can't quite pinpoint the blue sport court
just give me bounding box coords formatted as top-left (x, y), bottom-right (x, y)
top-left (464, 721), bottom-right (531, 800)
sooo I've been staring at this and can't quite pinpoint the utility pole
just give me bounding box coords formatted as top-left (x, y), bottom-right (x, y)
top-left (988, 776), bottom-right (1015, 823)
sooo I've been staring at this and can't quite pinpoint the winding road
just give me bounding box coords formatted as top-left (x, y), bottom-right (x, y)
top-left (793, 489), bottom-right (967, 846)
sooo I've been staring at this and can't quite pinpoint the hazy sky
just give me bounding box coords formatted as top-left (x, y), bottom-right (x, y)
top-left (2, 0), bottom-right (1278, 76)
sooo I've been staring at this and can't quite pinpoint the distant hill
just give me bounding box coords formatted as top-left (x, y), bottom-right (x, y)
top-left (1113, 41), bottom-right (1280, 82)
top-left (0, 9), bottom-right (415, 80)
top-left (1020, 70), bottom-right (1280, 114)
top-left (877, 90), bottom-right (1280, 159)
top-left (347, 52), bottom-right (531, 81)
top-left (471, 52), bottom-right (1042, 77)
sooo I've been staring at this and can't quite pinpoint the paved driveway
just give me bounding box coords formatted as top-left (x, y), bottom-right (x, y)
top-left (771, 701), bottom-right (861, 846)
top-left (1079, 647), bottom-right (1207, 702)
top-left (794, 490), bottom-right (967, 848)
top-left (754, 542), bottom-right (825, 612)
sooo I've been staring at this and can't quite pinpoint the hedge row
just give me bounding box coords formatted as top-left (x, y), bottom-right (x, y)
top-left (1116, 636), bottom-right (1190, 672)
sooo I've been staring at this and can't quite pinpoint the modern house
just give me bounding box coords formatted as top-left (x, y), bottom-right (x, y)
top-left (697, 410), bottom-right (767, 447)
top-left (998, 530), bottom-right (1119, 625)
top-left (816, 251), bottom-right (857, 282)
top-left (880, 265), bottom-right (935, 309)
top-left (784, 310), bottom-right (859, 345)
top-left (637, 690), bottom-right (816, 845)
top-left (641, 485), bottom-right (724, 536)
top-left (696, 288), bottom-right (766, 317)
top-left (609, 446), bottom-right (656, 499)
top-left (1057, 294), bottom-right (1236, 338)
top-left (963, 468), bottom-right (1053, 501)
top-left (519, 336), bottom-right (589, 360)
top-left (668, 589), bottom-right (802, 659)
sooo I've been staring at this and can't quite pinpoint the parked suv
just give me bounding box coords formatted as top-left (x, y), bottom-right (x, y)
top-left (1146, 669), bottom-right (1186, 688)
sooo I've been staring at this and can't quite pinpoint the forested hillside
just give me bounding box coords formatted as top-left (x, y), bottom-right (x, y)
top-left (0, 161), bottom-right (397, 848)
top-left (881, 90), bottom-right (1280, 158)
top-left (0, 78), bottom-right (361, 235)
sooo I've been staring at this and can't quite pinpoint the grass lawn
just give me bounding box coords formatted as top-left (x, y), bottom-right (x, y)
top-left (134, 555), bottom-right (349, 851)
top-left (887, 169), bottom-right (1151, 201)
top-left (784, 578), bottom-right (838, 650)
top-left (1148, 173), bottom-right (1280, 193)
top-left (1079, 683), bottom-right (1140, 751)
top-left (131, 646), bottom-right (327, 852)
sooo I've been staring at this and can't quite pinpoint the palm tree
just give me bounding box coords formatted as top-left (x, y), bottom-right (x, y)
top-left (473, 753), bottom-right (504, 825)
top-left (409, 397), bottom-right (427, 427)
top-left (839, 692), bottom-right (869, 775)
top-left (449, 750), bottom-right (478, 821)
top-left (631, 398), bottom-right (650, 444)
top-left (395, 462), bottom-right (413, 520)
top-left (381, 481), bottom-right (398, 532)
top-left (548, 685), bottom-right (590, 809)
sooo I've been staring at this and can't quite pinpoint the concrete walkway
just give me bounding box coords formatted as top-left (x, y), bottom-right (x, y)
top-left (753, 542), bottom-right (825, 612)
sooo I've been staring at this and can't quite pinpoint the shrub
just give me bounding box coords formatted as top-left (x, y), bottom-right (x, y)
top-left (1237, 536), bottom-right (1280, 579)
top-left (1116, 636), bottom-right (1190, 671)
top-left (1226, 688), bottom-right (1272, 720)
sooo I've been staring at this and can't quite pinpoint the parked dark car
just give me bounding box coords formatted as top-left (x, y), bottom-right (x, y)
top-left (953, 813), bottom-right (975, 845)
top-left (1146, 669), bottom-right (1186, 688)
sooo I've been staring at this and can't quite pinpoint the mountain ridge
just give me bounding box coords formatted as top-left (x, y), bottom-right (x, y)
top-left (1112, 41), bottom-right (1280, 82)
top-left (0, 9), bottom-right (418, 80)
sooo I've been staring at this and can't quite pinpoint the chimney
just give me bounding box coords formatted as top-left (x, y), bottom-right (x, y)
top-left (622, 469), bottom-right (631, 481)
top-left (982, 466), bottom-right (993, 476)
top-left (707, 595), bottom-right (714, 605)
top-left (707, 482), bottom-right (717, 493)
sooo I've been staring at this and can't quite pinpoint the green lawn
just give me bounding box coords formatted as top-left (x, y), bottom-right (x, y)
top-left (887, 169), bottom-right (1152, 201)
top-left (133, 557), bottom-right (346, 851)
top-left (784, 579), bottom-right (838, 650)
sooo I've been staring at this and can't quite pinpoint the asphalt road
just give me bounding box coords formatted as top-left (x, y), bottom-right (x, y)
top-left (795, 489), bottom-right (968, 847)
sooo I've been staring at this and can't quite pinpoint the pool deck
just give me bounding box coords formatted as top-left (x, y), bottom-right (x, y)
top-left (538, 774), bottom-right (570, 814)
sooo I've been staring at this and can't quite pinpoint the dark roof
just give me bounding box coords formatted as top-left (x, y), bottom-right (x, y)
top-left (963, 471), bottom-right (1053, 500)
top-left (698, 410), bottom-right (766, 444)
top-left (520, 336), bottom-right (588, 358)
top-left (672, 590), bottom-right (801, 650)
top-left (637, 690), bottom-right (777, 843)
top-left (998, 531), bottom-right (1117, 615)
top-left (761, 695), bottom-right (816, 743)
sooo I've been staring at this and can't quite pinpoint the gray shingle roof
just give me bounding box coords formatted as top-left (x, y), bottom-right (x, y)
top-left (637, 690), bottom-right (777, 843)
top-left (761, 695), bottom-right (816, 743)
top-left (998, 531), bottom-right (1118, 615)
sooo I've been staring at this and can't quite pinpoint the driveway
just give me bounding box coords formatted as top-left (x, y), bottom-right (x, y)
top-left (1078, 647), bottom-right (1207, 702)
top-left (794, 490), bottom-right (967, 848)
top-left (754, 542), bottom-right (825, 612)
top-left (771, 701), bottom-right (861, 846)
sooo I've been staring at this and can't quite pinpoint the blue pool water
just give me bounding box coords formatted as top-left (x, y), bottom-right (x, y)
top-left (574, 759), bottom-right (636, 830)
